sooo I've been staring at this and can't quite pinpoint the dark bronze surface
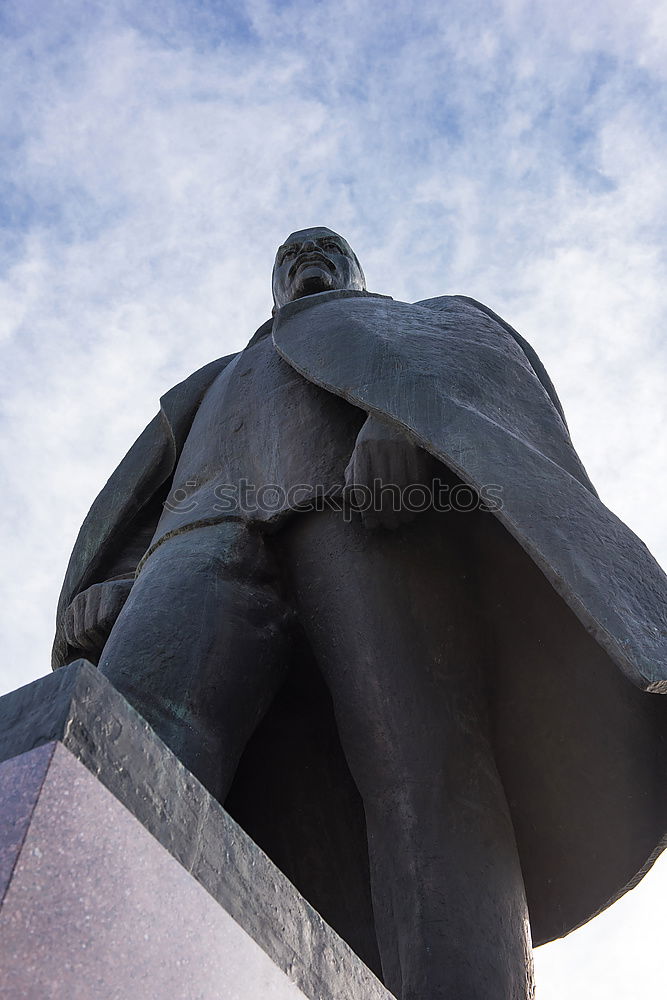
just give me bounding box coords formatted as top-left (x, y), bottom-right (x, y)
top-left (52, 228), bottom-right (667, 999)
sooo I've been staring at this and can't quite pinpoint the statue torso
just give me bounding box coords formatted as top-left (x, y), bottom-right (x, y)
top-left (151, 330), bottom-right (365, 543)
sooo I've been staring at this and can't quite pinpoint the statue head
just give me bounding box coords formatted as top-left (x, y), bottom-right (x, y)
top-left (272, 227), bottom-right (366, 309)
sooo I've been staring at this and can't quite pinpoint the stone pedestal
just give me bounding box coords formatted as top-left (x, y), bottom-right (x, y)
top-left (0, 661), bottom-right (393, 1000)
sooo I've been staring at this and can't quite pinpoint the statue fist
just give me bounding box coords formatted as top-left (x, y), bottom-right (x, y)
top-left (63, 578), bottom-right (134, 657)
top-left (344, 414), bottom-right (435, 529)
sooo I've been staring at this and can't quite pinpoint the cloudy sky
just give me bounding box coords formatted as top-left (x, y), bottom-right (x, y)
top-left (1, 0), bottom-right (666, 995)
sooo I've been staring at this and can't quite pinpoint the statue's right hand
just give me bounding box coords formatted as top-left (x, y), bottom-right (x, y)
top-left (63, 578), bottom-right (134, 656)
top-left (344, 413), bottom-right (435, 529)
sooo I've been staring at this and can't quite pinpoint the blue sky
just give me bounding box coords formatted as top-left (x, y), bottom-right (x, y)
top-left (1, 1), bottom-right (667, 995)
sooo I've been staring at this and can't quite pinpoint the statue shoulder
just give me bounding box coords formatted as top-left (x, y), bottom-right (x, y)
top-left (413, 294), bottom-right (519, 327)
top-left (160, 353), bottom-right (237, 411)
top-left (159, 353), bottom-right (237, 444)
top-left (414, 294), bottom-right (568, 430)
top-left (412, 294), bottom-right (461, 312)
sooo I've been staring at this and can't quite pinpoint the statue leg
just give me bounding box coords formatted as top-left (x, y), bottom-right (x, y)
top-left (275, 508), bottom-right (534, 1000)
top-left (99, 523), bottom-right (294, 801)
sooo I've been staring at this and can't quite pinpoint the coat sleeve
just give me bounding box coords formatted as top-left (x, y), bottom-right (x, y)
top-left (52, 353), bottom-right (237, 669)
top-left (51, 410), bottom-right (178, 669)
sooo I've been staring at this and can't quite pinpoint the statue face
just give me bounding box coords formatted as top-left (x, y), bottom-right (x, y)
top-left (272, 227), bottom-right (366, 309)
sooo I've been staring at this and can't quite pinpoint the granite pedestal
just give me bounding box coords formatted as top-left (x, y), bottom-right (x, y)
top-left (0, 661), bottom-right (394, 1000)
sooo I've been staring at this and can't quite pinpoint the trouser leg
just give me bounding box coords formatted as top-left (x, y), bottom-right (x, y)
top-left (99, 524), bottom-right (293, 801)
top-left (275, 508), bottom-right (534, 1000)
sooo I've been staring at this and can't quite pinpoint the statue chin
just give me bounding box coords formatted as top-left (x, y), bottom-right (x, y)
top-left (291, 268), bottom-right (335, 300)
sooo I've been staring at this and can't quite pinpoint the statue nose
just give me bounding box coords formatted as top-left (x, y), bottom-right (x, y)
top-left (301, 240), bottom-right (317, 252)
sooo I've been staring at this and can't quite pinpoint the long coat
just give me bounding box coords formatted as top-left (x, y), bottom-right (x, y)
top-left (53, 289), bottom-right (667, 954)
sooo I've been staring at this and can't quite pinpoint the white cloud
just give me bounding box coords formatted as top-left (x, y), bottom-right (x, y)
top-left (1, 1), bottom-right (666, 995)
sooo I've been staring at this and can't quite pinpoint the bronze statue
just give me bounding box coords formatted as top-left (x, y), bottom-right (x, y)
top-left (54, 228), bottom-right (667, 999)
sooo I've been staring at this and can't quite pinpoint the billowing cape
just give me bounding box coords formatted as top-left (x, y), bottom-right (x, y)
top-left (53, 291), bottom-right (667, 956)
top-left (272, 291), bottom-right (667, 693)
